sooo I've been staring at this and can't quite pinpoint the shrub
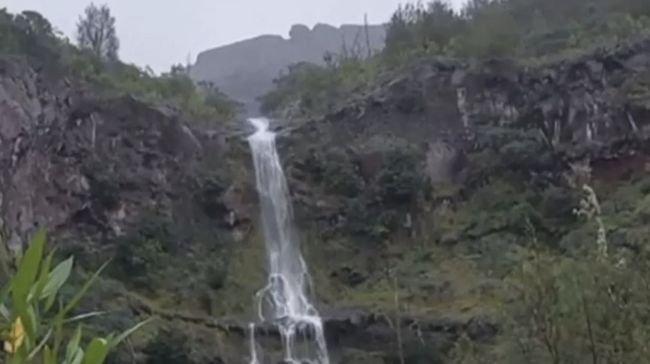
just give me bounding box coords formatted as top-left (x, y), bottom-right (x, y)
top-left (143, 327), bottom-right (193, 364)
top-left (0, 230), bottom-right (150, 364)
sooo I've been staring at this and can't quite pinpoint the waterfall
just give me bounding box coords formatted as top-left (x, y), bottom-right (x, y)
top-left (246, 117), bottom-right (330, 364)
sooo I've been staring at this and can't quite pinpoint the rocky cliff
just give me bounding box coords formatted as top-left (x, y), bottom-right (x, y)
top-left (0, 54), bottom-right (258, 362)
top-left (282, 38), bottom-right (650, 242)
top-left (4, 36), bottom-right (650, 364)
top-left (257, 37), bottom-right (650, 363)
top-left (190, 23), bottom-right (386, 115)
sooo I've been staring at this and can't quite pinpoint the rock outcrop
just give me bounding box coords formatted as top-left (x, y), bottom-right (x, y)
top-left (190, 23), bottom-right (386, 114)
top-left (0, 56), bottom-right (252, 257)
top-left (283, 38), bottom-right (650, 239)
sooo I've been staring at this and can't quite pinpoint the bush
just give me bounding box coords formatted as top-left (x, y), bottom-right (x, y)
top-left (258, 55), bottom-right (380, 116)
top-left (500, 249), bottom-right (650, 364)
top-left (385, 0), bottom-right (650, 62)
top-left (0, 230), bottom-right (149, 364)
top-left (374, 150), bottom-right (424, 207)
top-left (143, 327), bottom-right (193, 364)
top-left (0, 7), bottom-right (239, 125)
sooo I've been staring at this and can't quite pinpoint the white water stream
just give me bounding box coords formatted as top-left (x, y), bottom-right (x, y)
top-left (246, 117), bottom-right (330, 364)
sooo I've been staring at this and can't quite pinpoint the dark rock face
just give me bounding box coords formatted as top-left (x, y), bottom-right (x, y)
top-left (190, 23), bottom-right (386, 114)
top-left (282, 39), bottom-right (650, 242)
top-left (0, 55), bottom-right (252, 262)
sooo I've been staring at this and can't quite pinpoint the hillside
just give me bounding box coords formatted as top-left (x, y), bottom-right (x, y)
top-left (4, 2), bottom-right (650, 364)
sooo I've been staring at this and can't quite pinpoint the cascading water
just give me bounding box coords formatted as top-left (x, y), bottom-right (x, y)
top-left (246, 117), bottom-right (330, 364)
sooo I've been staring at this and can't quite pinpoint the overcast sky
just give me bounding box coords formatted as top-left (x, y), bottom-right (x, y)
top-left (4, 0), bottom-right (465, 73)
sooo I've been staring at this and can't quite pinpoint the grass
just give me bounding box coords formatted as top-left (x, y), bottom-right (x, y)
top-left (211, 227), bottom-right (267, 317)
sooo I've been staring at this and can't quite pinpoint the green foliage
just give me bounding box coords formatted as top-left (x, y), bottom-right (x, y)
top-left (142, 327), bottom-right (193, 364)
top-left (449, 177), bottom-right (650, 364)
top-left (114, 239), bottom-right (166, 284)
top-left (449, 248), bottom-right (650, 364)
top-left (0, 230), bottom-right (150, 364)
top-left (384, 1), bottom-right (462, 62)
top-left (375, 150), bottom-right (424, 207)
top-left (259, 62), bottom-right (337, 116)
top-left (384, 0), bottom-right (650, 61)
top-left (76, 3), bottom-right (119, 61)
top-left (0, 8), bottom-right (66, 65)
top-left (85, 62), bottom-right (240, 123)
top-left (304, 148), bottom-right (364, 197)
top-left (340, 149), bottom-right (424, 240)
top-left (0, 7), bottom-right (238, 124)
top-left (496, 249), bottom-right (650, 364)
top-left (259, 55), bottom-right (380, 116)
top-left (111, 209), bottom-right (181, 288)
top-left (261, 0), bottom-right (650, 117)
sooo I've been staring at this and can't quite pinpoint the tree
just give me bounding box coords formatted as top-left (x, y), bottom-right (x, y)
top-left (169, 63), bottom-right (188, 76)
top-left (418, 1), bottom-right (463, 50)
top-left (76, 3), bottom-right (119, 61)
top-left (16, 11), bottom-right (53, 37)
top-left (385, 1), bottom-right (463, 60)
top-left (0, 9), bottom-right (63, 62)
top-left (385, 3), bottom-right (428, 57)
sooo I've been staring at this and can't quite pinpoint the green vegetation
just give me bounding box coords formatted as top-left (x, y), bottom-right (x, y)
top-left (289, 129), bottom-right (650, 362)
top-left (0, 230), bottom-right (149, 364)
top-left (76, 3), bottom-right (119, 61)
top-left (451, 229), bottom-right (650, 363)
top-left (436, 171), bottom-right (650, 363)
top-left (500, 248), bottom-right (650, 364)
top-left (385, 0), bottom-right (650, 61)
top-left (142, 327), bottom-right (193, 364)
top-left (260, 0), bottom-right (650, 116)
top-left (0, 6), bottom-right (239, 124)
top-left (259, 57), bottom-right (380, 117)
